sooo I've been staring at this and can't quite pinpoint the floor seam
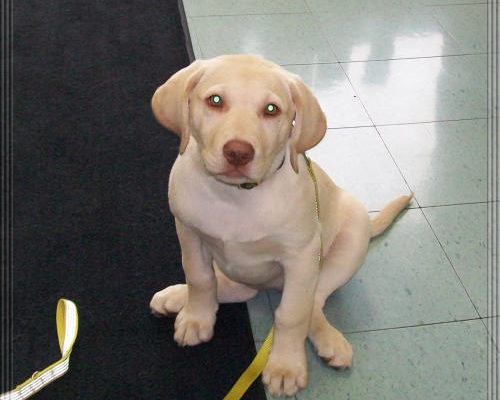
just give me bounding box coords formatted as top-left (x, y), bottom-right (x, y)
top-left (343, 316), bottom-right (486, 335)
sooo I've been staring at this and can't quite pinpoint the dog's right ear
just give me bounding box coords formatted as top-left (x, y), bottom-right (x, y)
top-left (151, 60), bottom-right (205, 154)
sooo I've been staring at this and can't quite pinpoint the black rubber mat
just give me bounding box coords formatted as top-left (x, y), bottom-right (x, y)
top-left (12, 1), bottom-right (266, 399)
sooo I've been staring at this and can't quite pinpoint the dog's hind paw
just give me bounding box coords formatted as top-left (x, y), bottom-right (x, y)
top-left (310, 324), bottom-right (353, 370)
top-left (150, 284), bottom-right (187, 316)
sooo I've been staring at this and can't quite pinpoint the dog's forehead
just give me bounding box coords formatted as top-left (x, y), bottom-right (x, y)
top-left (200, 57), bottom-right (290, 95)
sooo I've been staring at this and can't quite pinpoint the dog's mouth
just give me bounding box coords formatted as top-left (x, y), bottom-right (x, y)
top-left (221, 168), bottom-right (247, 179)
top-left (206, 152), bottom-right (287, 189)
top-left (215, 167), bottom-right (256, 184)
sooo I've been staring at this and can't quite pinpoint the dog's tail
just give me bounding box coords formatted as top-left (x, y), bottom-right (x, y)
top-left (370, 193), bottom-right (414, 238)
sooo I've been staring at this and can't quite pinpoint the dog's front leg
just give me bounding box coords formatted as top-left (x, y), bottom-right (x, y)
top-left (173, 218), bottom-right (218, 347)
top-left (263, 236), bottom-right (321, 397)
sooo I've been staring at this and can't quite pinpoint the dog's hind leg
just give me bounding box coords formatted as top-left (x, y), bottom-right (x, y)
top-left (309, 194), bottom-right (413, 368)
top-left (213, 262), bottom-right (259, 303)
top-left (150, 262), bottom-right (258, 317)
top-left (308, 207), bottom-right (371, 369)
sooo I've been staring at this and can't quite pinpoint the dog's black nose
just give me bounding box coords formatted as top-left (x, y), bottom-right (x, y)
top-left (223, 140), bottom-right (255, 166)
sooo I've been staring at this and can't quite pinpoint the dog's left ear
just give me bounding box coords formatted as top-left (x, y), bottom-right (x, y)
top-left (288, 75), bottom-right (327, 173)
top-left (151, 60), bottom-right (206, 154)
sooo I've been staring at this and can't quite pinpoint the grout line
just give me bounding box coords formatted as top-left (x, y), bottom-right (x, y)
top-left (367, 201), bottom-right (491, 216)
top-left (480, 317), bottom-right (500, 355)
top-left (255, 317), bottom-right (498, 348)
top-left (343, 316), bottom-right (486, 335)
top-left (373, 116), bottom-right (487, 127)
top-left (419, 207), bottom-right (484, 317)
top-left (418, 200), bottom-right (492, 209)
top-left (185, 17), bottom-right (486, 65)
top-left (325, 124), bottom-right (375, 131)
top-left (428, 4), bottom-right (464, 52)
top-left (315, 55), bottom-right (420, 206)
top-left (365, 114), bottom-right (417, 204)
top-left (308, 6), bottom-right (342, 64)
top-left (323, 117), bottom-right (486, 131)
top-left (281, 61), bottom-right (342, 68)
top-left (337, 52), bottom-right (488, 64)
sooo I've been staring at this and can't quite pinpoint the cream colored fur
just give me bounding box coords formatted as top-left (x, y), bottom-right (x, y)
top-left (149, 54), bottom-right (413, 397)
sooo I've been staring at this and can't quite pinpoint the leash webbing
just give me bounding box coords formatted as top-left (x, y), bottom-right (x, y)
top-left (223, 154), bottom-right (323, 400)
top-left (223, 327), bottom-right (274, 400)
top-left (0, 299), bottom-right (79, 400)
top-left (304, 154), bottom-right (324, 265)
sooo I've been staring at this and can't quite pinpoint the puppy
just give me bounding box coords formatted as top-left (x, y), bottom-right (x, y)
top-left (150, 54), bottom-right (412, 397)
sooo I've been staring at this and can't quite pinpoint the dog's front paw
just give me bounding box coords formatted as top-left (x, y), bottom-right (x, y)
top-left (173, 307), bottom-right (216, 347)
top-left (262, 346), bottom-right (308, 397)
top-left (150, 284), bottom-right (188, 316)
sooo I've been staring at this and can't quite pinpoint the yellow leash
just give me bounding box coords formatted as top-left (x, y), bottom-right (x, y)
top-left (223, 154), bottom-right (322, 400)
top-left (0, 299), bottom-right (79, 400)
top-left (223, 327), bottom-right (274, 400)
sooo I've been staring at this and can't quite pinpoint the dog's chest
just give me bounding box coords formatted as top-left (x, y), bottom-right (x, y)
top-left (170, 182), bottom-right (288, 283)
top-left (172, 187), bottom-right (281, 242)
top-left (201, 231), bottom-right (283, 283)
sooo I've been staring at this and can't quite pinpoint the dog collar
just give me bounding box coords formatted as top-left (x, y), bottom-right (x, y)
top-left (219, 181), bottom-right (258, 190)
top-left (237, 182), bottom-right (259, 190)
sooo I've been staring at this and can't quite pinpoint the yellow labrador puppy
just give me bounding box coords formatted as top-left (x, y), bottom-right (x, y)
top-left (150, 54), bottom-right (412, 397)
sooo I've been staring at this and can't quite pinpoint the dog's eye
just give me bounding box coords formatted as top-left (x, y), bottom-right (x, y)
top-left (207, 94), bottom-right (223, 107)
top-left (264, 104), bottom-right (279, 116)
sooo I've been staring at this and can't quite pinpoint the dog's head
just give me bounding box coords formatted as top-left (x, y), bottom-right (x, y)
top-left (152, 54), bottom-right (326, 185)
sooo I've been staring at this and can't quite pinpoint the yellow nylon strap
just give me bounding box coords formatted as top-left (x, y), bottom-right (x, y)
top-left (0, 299), bottom-right (79, 400)
top-left (223, 327), bottom-right (274, 400)
top-left (304, 154), bottom-right (321, 218)
top-left (222, 153), bottom-right (323, 400)
top-left (304, 154), bottom-right (324, 265)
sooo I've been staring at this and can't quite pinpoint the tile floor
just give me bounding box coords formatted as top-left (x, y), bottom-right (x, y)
top-left (180, 1), bottom-right (493, 398)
